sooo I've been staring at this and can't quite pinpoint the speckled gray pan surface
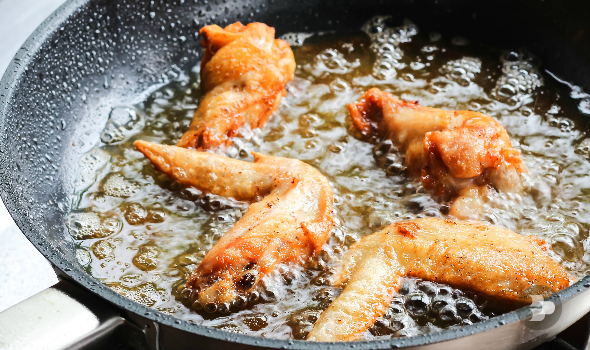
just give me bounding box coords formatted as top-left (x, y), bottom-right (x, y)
top-left (0, 0), bottom-right (64, 312)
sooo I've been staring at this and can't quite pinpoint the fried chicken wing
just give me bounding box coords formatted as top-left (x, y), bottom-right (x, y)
top-left (348, 88), bottom-right (526, 219)
top-left (177, 22), bottom-right (295, 149)
top-left (307, 218), bottom-right (569, 342)
top-left (134, 140), bottom-right (333, 310)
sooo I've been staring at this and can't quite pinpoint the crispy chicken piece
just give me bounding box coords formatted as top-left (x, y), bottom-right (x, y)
top-left (177, 22), bottom-right (296, 149)
top-left (134, 140), bottom-right (333, 310)
top-left (348, 88), bottom-right (526, 219)
top-left (307, 218), bottom-right (569, 342)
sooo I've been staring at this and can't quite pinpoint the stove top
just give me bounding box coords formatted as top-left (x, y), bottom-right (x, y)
top-left (537, 313), bottom-right (589, 350)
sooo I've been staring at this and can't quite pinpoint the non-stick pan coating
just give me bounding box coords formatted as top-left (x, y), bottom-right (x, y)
top-left (2, 0), bottom-right (590, 348)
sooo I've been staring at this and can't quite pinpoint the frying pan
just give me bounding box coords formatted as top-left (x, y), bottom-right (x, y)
top-left (2, 0), bottom-right (590, 349)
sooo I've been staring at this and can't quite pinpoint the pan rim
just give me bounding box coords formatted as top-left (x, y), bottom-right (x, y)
top-left (1, 0), bottom-right (589, 348)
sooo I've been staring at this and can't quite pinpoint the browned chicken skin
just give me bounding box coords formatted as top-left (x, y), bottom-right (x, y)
top-left (134, 140), bottom-right (333, 310)
top-left (177, 22), bottom-right (296, 149)
top-left (348, 88), bottom-right (527, 219)
top-left (308, 218), bottom-right (570, 342)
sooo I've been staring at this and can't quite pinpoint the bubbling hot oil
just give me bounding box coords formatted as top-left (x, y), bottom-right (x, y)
top-left (69, 17), bottom-right (590, 340)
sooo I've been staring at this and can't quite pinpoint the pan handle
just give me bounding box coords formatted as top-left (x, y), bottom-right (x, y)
top-left (0, 279), bottom-right (152, 350)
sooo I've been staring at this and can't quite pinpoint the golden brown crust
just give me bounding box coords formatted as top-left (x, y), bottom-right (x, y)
top-left (177, 22), bottom-right (295, 149)
top-left (348, 88), bottom-right (526, 219)
top-left (308, 233), bottom-right (403, 342)
top-left (308, 218), bottom-right (569, 342)
top-left (134, 140), bottom-right (333, 306)
top-left (393, 221), bottom-right (420, 238)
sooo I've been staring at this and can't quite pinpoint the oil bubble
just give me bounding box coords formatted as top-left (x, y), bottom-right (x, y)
top-left (107, 282), bottom-right (164, 307)
top-left (132, 240), bottom-right (160, 271)
top-left (91, 239), bottom-right (116, 260)
top-left (100, 173), bottom-right (139, 198)
top-left (492, 50), bottom-right (542, 104)
top-left (68, 211), bottom-right (122, 240)
top-left (74, 148), bottom-right (110, 194)
top-left (279, 32), bottom-right (314, 47)
top-left (100, 106), bottom-right (144, 145)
